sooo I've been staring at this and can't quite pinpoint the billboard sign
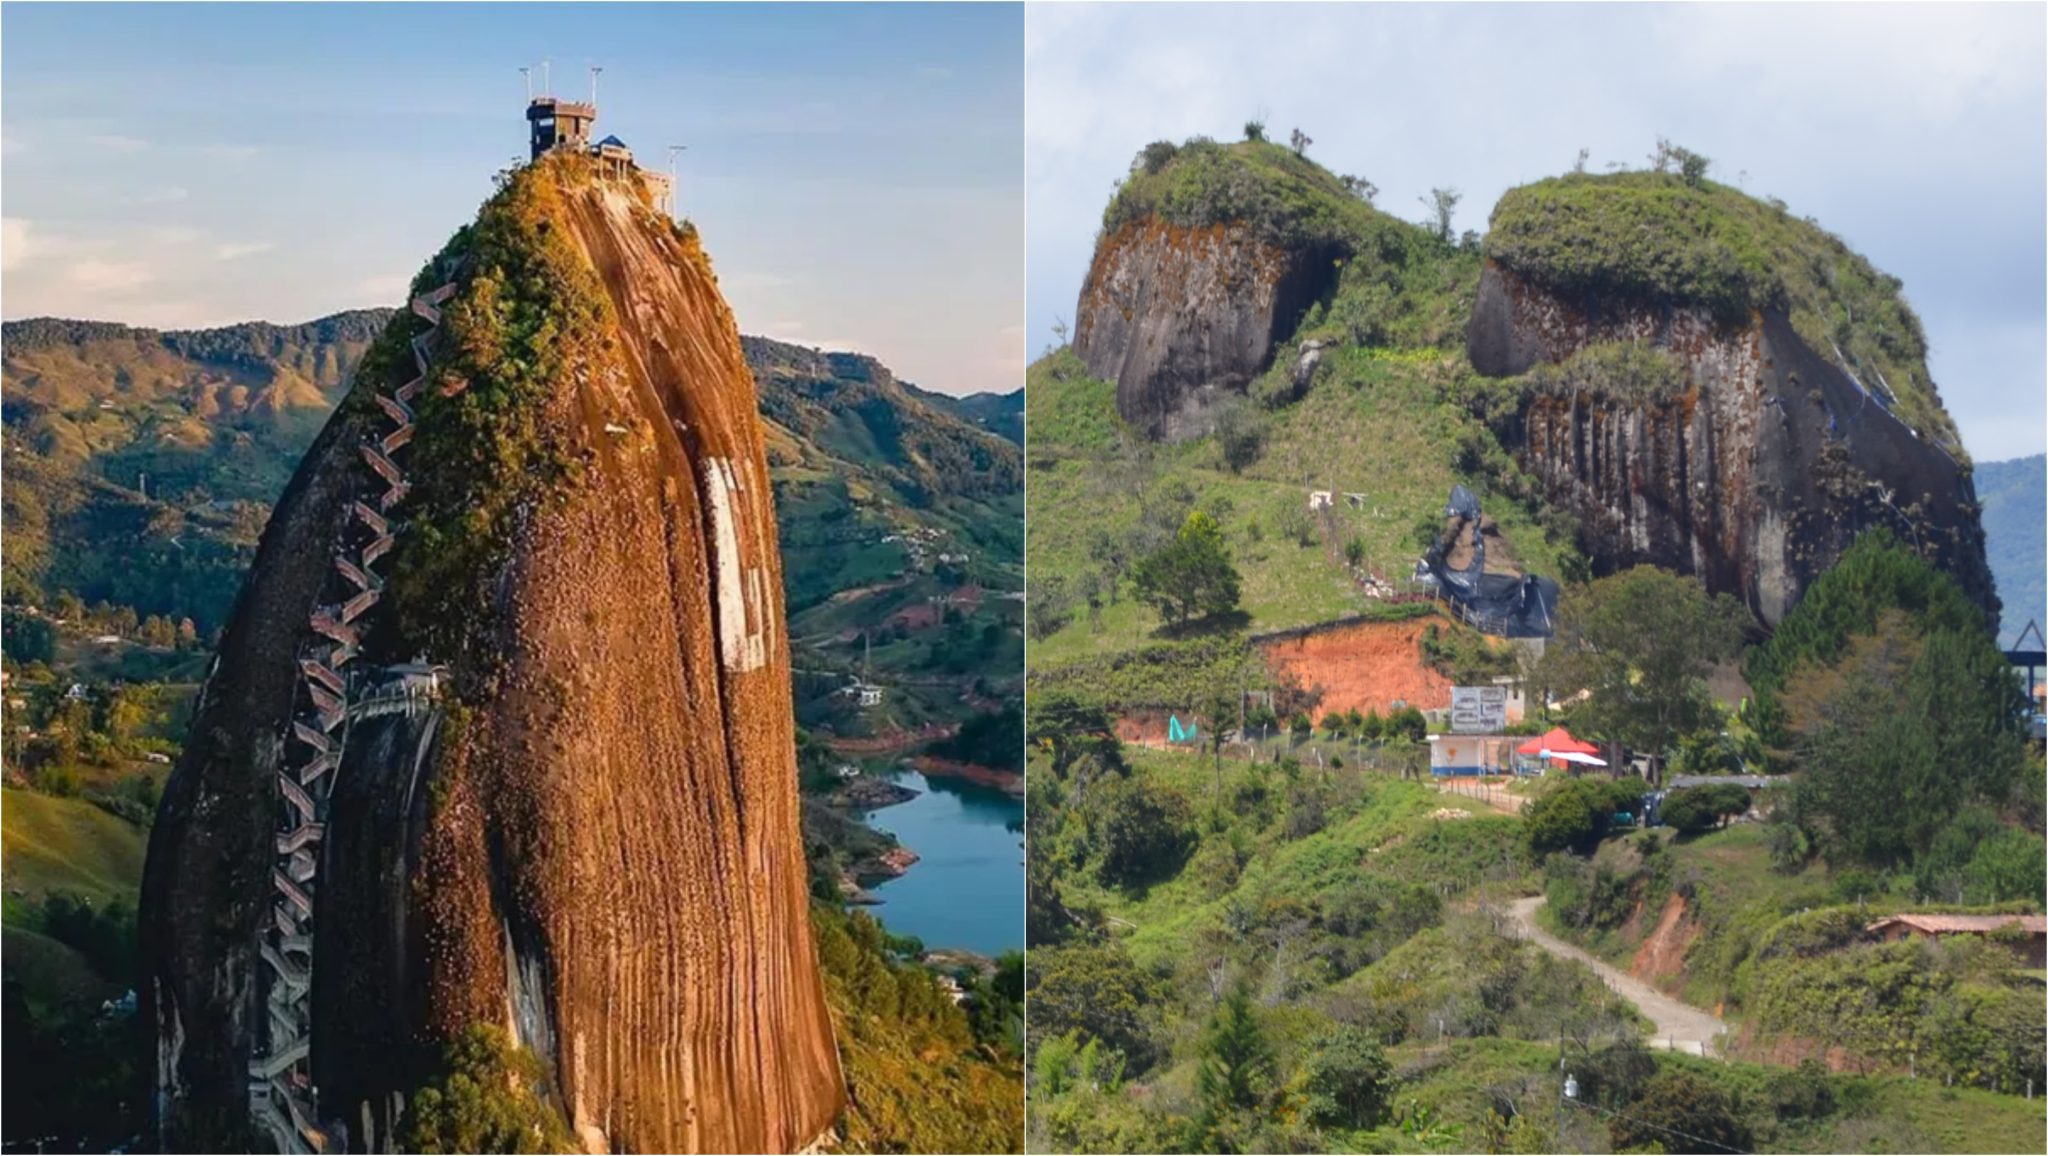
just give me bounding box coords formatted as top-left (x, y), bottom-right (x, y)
top-left (1450, 685), bottom-right (1508, 734)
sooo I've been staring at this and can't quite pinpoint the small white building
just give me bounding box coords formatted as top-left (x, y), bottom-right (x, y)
top-left (1308, 490), bottom-right (1334, 511)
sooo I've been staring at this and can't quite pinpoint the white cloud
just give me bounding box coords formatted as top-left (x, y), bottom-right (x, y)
top-left (86, 133), bottom-right (149, 153)
top-left (65, 258), bottom-right (154, 293)
top-left (354, 273), bottom-right (411, 302)
top-left (212, 241), bottom-right (274, 261)
top-left (2, 218), bottom-right (37, 272)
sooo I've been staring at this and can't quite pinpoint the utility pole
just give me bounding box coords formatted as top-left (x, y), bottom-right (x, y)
top-left (666, 144), bottom-right (687, 216)
top-left (520, 66), bottom-right (532, 102)
top-left (541, 58), bottom-right (551, 97)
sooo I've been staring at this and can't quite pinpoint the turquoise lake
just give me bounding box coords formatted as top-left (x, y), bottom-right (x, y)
top-left (860, 769), bottom-right (1023, 958)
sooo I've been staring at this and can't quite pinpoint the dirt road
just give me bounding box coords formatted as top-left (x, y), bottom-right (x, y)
top-left (1507, 896), bottom-right (1727, 1057)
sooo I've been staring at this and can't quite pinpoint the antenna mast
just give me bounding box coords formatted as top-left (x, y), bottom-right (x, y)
top-left (520, 66), bottom-right (531, 102)
top-left (541, 58), bottom-right (551, 97)
top-left (666, 144), bottom-right (687, 216)
top-left (589, 65), bottom-right (603, 105)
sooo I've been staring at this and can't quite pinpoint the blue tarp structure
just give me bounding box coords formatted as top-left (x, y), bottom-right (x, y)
top-left (1168, 714), bottom-right (1197, 744)
top-left (1420, 485), bottom-right (1557, 639)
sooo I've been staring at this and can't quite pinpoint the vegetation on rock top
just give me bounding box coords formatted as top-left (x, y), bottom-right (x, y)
top-left (1486, 168), bottom-right (1961, 453)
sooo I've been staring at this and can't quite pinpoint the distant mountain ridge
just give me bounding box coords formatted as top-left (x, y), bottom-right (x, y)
top-left (2, 311), bottom-right (1019, 636)
top-left (1975, 453), bottom-right (2045, 647)
top-left (905, 381), bottom-right (1023, 445)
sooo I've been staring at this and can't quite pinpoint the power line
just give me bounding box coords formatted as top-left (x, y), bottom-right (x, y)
top-left (1564, 1093), bottom-right (1750, 1155)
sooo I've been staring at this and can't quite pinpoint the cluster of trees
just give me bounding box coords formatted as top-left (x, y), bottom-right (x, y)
top-left (1524, 777), bottom-right (1648, 857)
top-left (1747, 533), bottom-right (2039, 895)
top-left (929, 704), bottom-right (1024, 772)
top-left (9, 680), bottom-right (171, 810)
top-left (20, 592), bottom-right (203, 651)
top-left (1747, 934), bottom-right (2045, 1093)
top-left (1283, 705), bottom-right (1428, 744)
top-left (1533, 565), bottom-right (1749, 783)
top-left (1659, 780), bottom-right (1754, 835)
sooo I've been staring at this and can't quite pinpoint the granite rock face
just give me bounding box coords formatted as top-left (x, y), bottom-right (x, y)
top-left (1074, 218), bottom-right (1334, 441)
top-left (1469, 261), bottom-right (1995, 627)
top-left (141, 161), bottom-right (844, 1154)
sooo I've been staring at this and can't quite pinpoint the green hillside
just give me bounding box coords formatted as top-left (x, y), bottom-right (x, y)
top-left (2, 311), bottom-right (391, 632)
top-left (1030, 137), bottom-right (1577, 681)
top-left (743, 336), bottom-right (1023, 740)
top-left (1975, 454), bottom-right (2045, 646)
top-left (906, 382), bottom-right (1023, 446)
top-left (1, 788), bottom-right (148, 921)
top-left (1028, 129), bottom-right (2041, 1156)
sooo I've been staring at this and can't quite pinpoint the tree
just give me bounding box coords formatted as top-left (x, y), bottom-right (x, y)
top-left (1612, 1069), bottom-right (1750, 1154)
top-left (1536, 566), bottom-right (1747, 780)
top-left (1090, 776), bottom-right (1195, 887)
top-left (1243, 119), bottom-right (1267, 143)
top-left (1129, 510), bottom-right (1242, 628)
top-left (1215, 402), bottom-right (1265, 474)
top-left (1527, 778), bottom-right (1643, 857)
top-left (2, 613), bottom-right (56, 665)
top-left (1420, 187), bottom-right (1461, 243)
top-left (1388, 706), bottom-right (1427, 743)
top-left (1026, 944), bottom-right (1161, 1071)
top-left (1196, 981), bottom-right (1272, 1117)
top-left (1027, 692), bottom-right (1126, 787)
top-left (1288, 127), bottom-right (1313, 156)
top-left (1783, 609), bottom-right (2029, 868)
top-left (402, 1025), bottom-right (576, 1154)
top-left (1087, 528), bottom-right (1131, 605)
top-left (1027, 575), bottom-right (1073, 641)
top-left (1135, 140), bottom-right (1178, 175)
top-left (1300, 1024), bottom-right (1393, 1129)
top-left (1339, 174), bottom-right (1378, 203)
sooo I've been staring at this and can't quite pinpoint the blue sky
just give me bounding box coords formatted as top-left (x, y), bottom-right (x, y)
top-left (1028, 2), bottom-right (2047, 461)
top-left (3, 2), bottom-right (1024, 397)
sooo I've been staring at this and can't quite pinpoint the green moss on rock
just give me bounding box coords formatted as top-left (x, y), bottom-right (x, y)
top-left (381, 156), bottom-right (616, 665)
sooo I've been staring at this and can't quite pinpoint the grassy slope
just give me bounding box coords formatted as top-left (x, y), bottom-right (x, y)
top-left (0, 788), bottom-right (147, 924)
top-left (1395, 1036), bottom-right (2045, 1155)
top-left (1026, 346), bottom-right (1569, 670)
top-left (1079, 752), bottom-right (1526, 967)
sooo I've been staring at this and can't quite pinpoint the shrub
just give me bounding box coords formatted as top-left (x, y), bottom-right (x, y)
top-left (1090, 776), bottom-right (1196, 888)
top-left (1300, 1025), bottom-right (1393, 1129)
top-left (402, 1025), bottom-right (575, 1154)
top-left (1613, 1069), bottom-right (1749, 1154)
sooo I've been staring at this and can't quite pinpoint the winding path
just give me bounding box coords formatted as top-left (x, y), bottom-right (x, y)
top-left (1507, 896), bottom-right (1728, 1057)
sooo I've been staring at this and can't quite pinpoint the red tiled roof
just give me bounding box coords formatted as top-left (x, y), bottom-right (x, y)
top-left (1868, 914), bottom-right (2047, 935)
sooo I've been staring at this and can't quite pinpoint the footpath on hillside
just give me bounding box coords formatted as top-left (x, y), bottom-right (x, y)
top-left (1507, 896), bottom-right (1727, 1057)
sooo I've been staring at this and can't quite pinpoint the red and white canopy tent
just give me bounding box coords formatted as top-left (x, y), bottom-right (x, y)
top-left (1515, 727), bottom-right (1607, 769)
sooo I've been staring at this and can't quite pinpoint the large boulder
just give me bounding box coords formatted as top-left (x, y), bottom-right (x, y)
top-left (141, 156), bottom-right (844, 1154)
top-left (1074, 217), bottom-right (1333, 441)
top-left (1469, 260), bottom-right (1995, 626)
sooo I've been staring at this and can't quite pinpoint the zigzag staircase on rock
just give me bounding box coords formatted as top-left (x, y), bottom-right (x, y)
top-left (247, 277), bottom-right (456, 1154)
